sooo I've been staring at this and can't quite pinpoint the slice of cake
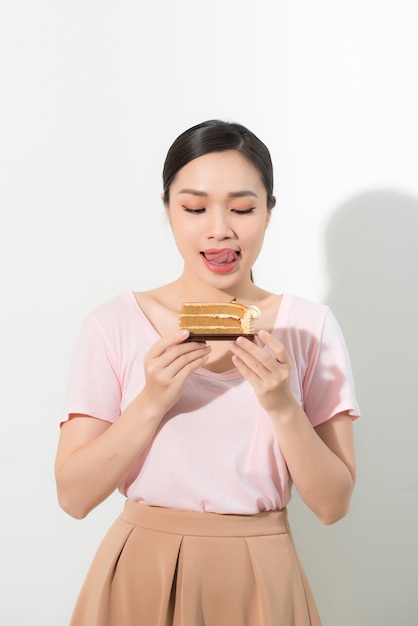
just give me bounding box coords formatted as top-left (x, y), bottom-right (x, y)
top-left (179, 301), bottom-right (261, 340)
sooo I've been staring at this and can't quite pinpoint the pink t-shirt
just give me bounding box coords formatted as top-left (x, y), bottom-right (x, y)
top-left (62, 292), bottom-right (360, 514)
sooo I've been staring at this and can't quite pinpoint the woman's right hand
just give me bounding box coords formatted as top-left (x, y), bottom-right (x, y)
top-left (55, 330), bottom-right (210, 519)
top-left (141, 330), bottom-right (211, 417)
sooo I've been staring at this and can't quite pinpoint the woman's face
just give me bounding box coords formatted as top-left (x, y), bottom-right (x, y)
top-left (166, 150), bottom-right (271, 290)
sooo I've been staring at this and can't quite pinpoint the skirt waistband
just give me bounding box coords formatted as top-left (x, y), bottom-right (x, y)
top-left (120, 500), bottom-right (289, 537)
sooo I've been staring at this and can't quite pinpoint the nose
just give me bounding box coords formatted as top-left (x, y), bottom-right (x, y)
top-left (207, 208), bottom-right (236, 240)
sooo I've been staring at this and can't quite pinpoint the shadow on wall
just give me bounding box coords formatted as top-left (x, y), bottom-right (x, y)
top-left (325, 189), bottom-right (418, 501)
top-left (325, 190), bottom-right (418, 624)
top-left (289, 190), bottom-right (418, 626)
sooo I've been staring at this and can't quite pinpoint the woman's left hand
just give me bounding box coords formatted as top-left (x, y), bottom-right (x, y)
top-left (230, 329), bottom-right (297, 415)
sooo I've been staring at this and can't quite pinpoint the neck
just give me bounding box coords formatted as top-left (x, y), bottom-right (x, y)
top-left (169, 272), bottom-right (261, 304)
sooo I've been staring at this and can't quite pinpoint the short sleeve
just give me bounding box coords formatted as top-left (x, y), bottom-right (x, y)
top-left (61, 313), bottom-right (122, 425)
top-left (302, 309), bottom-right (360, 427)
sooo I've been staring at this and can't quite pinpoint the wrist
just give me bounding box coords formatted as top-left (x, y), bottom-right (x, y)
top-left (124, 390), bottom-right (164, 428)
top-left (268, 397), bottom-right (303, 425)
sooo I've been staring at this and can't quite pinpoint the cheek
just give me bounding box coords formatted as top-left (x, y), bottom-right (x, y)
top-left (169, 217), bottom-right (200, 251)
top-left (172, 220), bottom-right (198, 240)
top-left (242, 220), bottom-right (267, 241)
top-left (242, 223), bottom-right (268, 258)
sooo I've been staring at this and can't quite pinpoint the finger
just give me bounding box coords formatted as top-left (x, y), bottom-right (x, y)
top-left (231, 353), bottom-right (260, 381)
top-left (165, 344), bottom-right (211, 378)
top-left (147, 332), bottom-right (208, 370)
top-left (148, 341), bottom-right (211, 378)
top-left (146, 330), bottom-right (191, 359)
top-left (230, 337), bottom-right (274, 379)
top-left (258, 329), bottom-right (289, 365)
top-left (236, 335), bottom-right (279, 370)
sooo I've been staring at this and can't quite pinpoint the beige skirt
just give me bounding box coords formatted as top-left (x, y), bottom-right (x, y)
top-left (69, 500), bottom-right (321, 626)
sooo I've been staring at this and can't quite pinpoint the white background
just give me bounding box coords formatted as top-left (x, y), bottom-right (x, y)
top-left (1, 1), bottom-right (418, 624)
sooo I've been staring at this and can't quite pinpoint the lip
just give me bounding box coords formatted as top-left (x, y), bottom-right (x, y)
top-left (200, 248), bottom-right (240, 274)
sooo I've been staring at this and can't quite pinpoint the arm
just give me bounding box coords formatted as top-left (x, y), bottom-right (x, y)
top-left (230, 330), bottom-right (356, 525)
top-left (269, 408), bottom-right (355, 524)
top-left (55, 331), bottom-right (211, 519)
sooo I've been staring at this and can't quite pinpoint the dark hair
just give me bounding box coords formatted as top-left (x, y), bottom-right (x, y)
top-left (162, 120), bottom-right (276, 209)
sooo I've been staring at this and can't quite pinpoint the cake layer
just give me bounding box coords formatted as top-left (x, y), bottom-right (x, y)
top-left (180, 316), bottom-right (242, 331)
top-left (180, 302), bottom-right (249, 316)
top-left (179, 301), bottom-right (261, 338)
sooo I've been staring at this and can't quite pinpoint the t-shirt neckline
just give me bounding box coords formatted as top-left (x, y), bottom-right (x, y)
top-left (125, 291), bottom-right (292, 379)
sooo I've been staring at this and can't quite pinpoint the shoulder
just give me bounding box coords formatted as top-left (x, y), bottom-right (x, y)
top-left (87, 292), bottom-right (133, 318)
top-left (282, 293), bottom-right (331, 331)
top-left (281, 294), bottom-right (349, 359)
top-left (80, 292), bottom-right (137, 335)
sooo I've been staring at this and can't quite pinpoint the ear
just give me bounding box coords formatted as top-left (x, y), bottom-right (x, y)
top-left (162, 193), bottom-right (171, 225)
top-left (265, 208), bottom-right (272, 230)
top-left (265, 194), bottom-right (276, 229)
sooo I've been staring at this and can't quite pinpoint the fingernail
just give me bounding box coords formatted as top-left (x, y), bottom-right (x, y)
top-left (179, 330), bottom-right (189, 338)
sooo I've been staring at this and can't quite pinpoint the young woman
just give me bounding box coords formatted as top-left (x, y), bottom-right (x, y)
top-left (55, 120), bottom-right (360, 626)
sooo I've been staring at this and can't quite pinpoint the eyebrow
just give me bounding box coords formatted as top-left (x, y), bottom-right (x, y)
top-left (178, 188), bottom-right (258, 199)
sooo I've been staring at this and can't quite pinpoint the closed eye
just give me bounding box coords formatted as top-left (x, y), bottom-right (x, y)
top-left (231, 207), bottom-right (255, 214)
top-left (182, 206), bottom-right (206, 214)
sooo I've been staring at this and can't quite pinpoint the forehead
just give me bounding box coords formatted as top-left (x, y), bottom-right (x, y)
top-left (171, 150), bottom-right (265, 193)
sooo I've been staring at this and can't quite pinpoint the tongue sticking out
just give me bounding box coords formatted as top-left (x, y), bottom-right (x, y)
top-left (203, 249), bottom-right (239, 264)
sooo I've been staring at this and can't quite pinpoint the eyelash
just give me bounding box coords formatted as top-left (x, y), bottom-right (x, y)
top-left (232, 208), bottom-right (255, 215)
top-left (182, 206), bottom-right (255, 215)
top-left (183, 207), bottom-right (205, 214)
